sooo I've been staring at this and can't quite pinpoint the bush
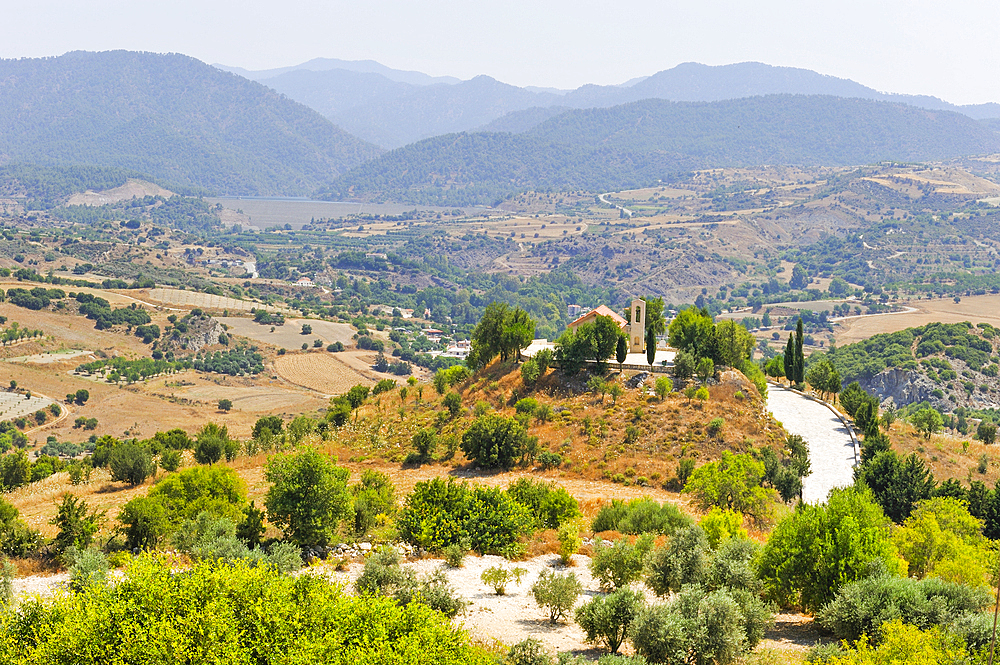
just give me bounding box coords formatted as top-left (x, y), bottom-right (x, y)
top-left (506, 637), bottom-right (552, 665)
top-left (537, 451), bottom-right (562, 469)
top-left (828, 618), bottom-right (970, 664)
top-left (265, 449), bottom-right (350, 548)
top-left (683, 452), bottom-right (773, 522)
top-left (67, 546), bottom-right (109, 592)
top-left (707, 417), bottom-right (725, 436)
top-left (531, 569), bottom-right (582, 623)
top-left (575, 588), bottom-right (644, 654)
top-left (514, 397), bottom-right (539, 415)
top-left (355, 547), bottom-right (467, 618)
top-left (397, 478), bottom-right (533, 554)
top-left (591, 498), bottom-right (692, 536)
top-left (412, 428), bottom-right (437, 461)
top-left (706, 537), bottom-right (762, 593)
top-left (654, 376), bottom-right (673, 399)
top-left (159, 448), bottom-right (182, 472)
top-left (534, 348), bottom-right (553, 373)
top-left (481, 565), bottom-right (526, 595)
top-left (193, 423), bottom-right (231, 465)
top-left (117, 496), bottom-right (169, 551)
top-left (147, 465), bottom-right (247, 527)
top-left (699, 508), bottom-right (747, 549)
top-left (815, 573), bottom-right (991, 643)
top-left (443, 543), bottom-right (467, 568)
top-left (265, 541), bottom-right (303, 574)
top-left (631, 586), bottom-right (750, 665)
top-left (756, 486), bottom-right (904, 611)
top-left (443, 391), bottom-right (462, 418)
top-left (508, 478), bottom-right (581, 530)
top-left (644, 525), bottom-right (709, 596)
top-left (520, 360), bottom-right (540, 386)
top-left (461, 413), bottom-right (529, 469)
top-left (350, 469), bottom-right (396, 536)
top-left (590, 534), bottom-right (654, 591)
top-left (51, 493), bottom-right (103, 553)
top-left (2, 556), bottom-right (487, 663)
top-left (558, 520), bottom-right (582, 565)
top-left (109, 443), bottom-right (156, 486)
top-left (0, 558), bottom-right (12, 606)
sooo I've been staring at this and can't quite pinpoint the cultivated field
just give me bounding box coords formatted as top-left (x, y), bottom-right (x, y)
top-left (143, 371), bottom-right (327, 417)
top-left (273, 353), bottom-right (372, 395)
top-left (218, 317), bottom-right (354, 349)
top-left (833, 294), bottom-right (1000, 345)
top-left (0, 392), bottom-right (54, 421)
top-left (145, 289), bottom-right (288, 314)
top-left (4, 349), bottom-right (93, 364)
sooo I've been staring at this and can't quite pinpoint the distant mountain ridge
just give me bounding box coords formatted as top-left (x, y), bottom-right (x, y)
top-left (322, 95), bottom-right (1000, 205)
top-left (0, 51), bottom-right (383, 196)
top-left (228, 59), bottom-right (1000, 148)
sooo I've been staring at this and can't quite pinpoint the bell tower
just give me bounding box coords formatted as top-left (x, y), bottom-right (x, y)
top-left (629, 298), bottom-right (646, 353)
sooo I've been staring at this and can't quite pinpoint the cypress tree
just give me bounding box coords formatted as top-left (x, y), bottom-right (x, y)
top-left (794, 318), bottom-right (805, 385)
top-left (784, 336), bottom-right (795, 384)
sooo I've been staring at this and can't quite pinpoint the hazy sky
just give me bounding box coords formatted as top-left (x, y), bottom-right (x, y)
top-left (5, 0), bottom-right (999, 105)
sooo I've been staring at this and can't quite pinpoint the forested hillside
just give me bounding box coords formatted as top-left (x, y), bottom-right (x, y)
top-left (0, 51), bottom-right (383, 196)
top-left (323, 96), bottom-right (1000, 204)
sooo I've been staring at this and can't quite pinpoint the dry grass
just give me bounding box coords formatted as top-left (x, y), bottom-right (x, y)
top-left (218, 316), bottom-right (353, 348)
top-left (833, 294), bottom-right (1000, 346)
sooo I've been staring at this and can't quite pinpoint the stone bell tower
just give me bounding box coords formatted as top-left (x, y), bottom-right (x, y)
top-left (629, 298), bottom-right (646, 353)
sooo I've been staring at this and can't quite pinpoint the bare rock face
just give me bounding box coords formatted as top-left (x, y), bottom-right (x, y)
top-left (859, 368), bottom-right (938, 409)
top-left (161, 316), bottom-right (226, 355)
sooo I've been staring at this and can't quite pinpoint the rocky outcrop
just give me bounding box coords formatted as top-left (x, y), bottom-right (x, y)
top-left (162, 316), bottom-right (226, 354)
top-left (859, 368), bottom-right (939, 409)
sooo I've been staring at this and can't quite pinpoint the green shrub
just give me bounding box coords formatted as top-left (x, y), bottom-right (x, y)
top-left (443, 391), bottom-right (463, 418)
top-left (804, 642), bottom-right (844, 663)
top-left (117, 496), bottom-right (169, 551)
top-left (590, 534), bottom-right (654, 591)
top-left (757, 486), bottom-right (904, 611)
top-left (699, 507), bottom-right (747, 549)
top-left (1, 555), bottom-right (489, 663)
top-left (706, 537), bottom-right (762, 593)
top-left (508, 478), bottom-right (581, 529)
top-left (481, 565), bottom-right (526, 595)
top-left (109, 442), bottom-right (156, 486)
top-left (356, 548), bottom-right (467, 618)
top-left (0, 558), bottom-right (13, 606)
top-left (443, 543), bottom-right (467, 568)
top-left (631, 586), bottom-right (751, 665)
top-left (654, 376), bottom-right (673, 400)
top-left (557, 520), bottom-right (582, 565)
top-left (520, 360), bottom-right (540, 386)
top-left (506, 637), bottom-right (552, 665)
top-left (683, 452), bottom-right (772, 522)
top-left (159, 448), bottom-right (182, 472)
top-left (816, 573), bottom-right (991, 643)
top-left (677, 458), bottom-right (696, 486)
top-left (531, 569), bottom-right (582, 623)
top-left (67, 546), bottom-right (109, 592)
top-left (412, 428), bottom-right (437, 461)
top-left (51, 493), bottom-right (103, 553)
top-left (147, 465), bottom-right (247, 528)
top-left (350, 470), bottom-right (396, 537)
top-left (591, 498), bottom-right (692, 536)
top-left (515, 398), bottom-right (539, 414)
top-left (461, 413), bottom-right (529, 469)
top-left (644, 525), bottom-right (709, 596)
top-left (398, 478), bottom-right (533, 554)
top-left (706, 417), bottom-right (725, 437)
top-left (265, 449), bottom-right (351, 548)
top-left (537, 451), bottom-right (562, 469)
top-left (575, 588), bottom-right (644, 654)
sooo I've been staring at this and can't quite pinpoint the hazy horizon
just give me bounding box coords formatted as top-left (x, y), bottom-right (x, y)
top-left (3, 0), bottom-right (999, 106)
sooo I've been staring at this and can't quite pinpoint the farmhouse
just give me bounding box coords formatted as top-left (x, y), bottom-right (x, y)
top-left (294, 277), bottom-right (315, 288)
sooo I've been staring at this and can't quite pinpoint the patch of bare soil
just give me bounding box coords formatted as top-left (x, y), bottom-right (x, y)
top-left (66, 179), bottom-right (173, 206)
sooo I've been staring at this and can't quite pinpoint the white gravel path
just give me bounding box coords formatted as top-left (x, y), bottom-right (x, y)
top-left (767, 384), bottom-right (857, 504)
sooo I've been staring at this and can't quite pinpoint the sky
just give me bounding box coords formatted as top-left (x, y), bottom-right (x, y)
top-left (4, 0), bottom-right (1000, 105)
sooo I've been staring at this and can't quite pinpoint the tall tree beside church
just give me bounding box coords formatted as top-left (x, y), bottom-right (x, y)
top-left (646, 326), bottom-right (657, 370)
top-left (794, 318), bottom-right (805, 386)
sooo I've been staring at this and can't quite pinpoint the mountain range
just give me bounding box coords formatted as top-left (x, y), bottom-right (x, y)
top-left (0, 51), bottom-right (381, 196)
top-left (227, 60), bottom-right (1000, 149)
top-left (319, 95), bottom-right (1000, 205)
top-left (3, 51), bottom-right (1000, 202)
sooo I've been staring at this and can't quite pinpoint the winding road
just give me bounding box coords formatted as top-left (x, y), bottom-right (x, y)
top-left (766, 384), bottom-right (857, 504)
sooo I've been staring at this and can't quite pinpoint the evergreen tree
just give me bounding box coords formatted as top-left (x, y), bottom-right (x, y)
top-left (794, 318), bottom-right (805, 385)
top-left (646, 327), bottom-right (657, 370)
top-left (783, 336), bottom-right (795, 384)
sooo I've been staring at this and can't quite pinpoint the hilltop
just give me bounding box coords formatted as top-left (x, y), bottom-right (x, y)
top-left (0, 51), bottom-right (382, 196)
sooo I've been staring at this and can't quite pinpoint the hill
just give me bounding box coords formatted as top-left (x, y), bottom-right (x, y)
top-left (0, 51), bottom-right (383, 196)
top-left (321, 95), bottom-right (1000, 204)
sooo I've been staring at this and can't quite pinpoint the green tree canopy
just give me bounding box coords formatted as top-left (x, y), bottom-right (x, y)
top-left (265, 448), bottom-right (351, 548)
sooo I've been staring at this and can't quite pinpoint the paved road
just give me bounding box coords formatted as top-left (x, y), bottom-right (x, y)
top-left (767, 384), bottom-right (856, 504)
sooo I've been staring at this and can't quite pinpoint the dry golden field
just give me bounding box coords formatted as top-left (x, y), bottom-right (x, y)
top-left (218, 316), bottom-right (354, 349)
top-left (273, 352), bottom-right (372, 395)
top-left (833, 294), bottom-right (1000, 345)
